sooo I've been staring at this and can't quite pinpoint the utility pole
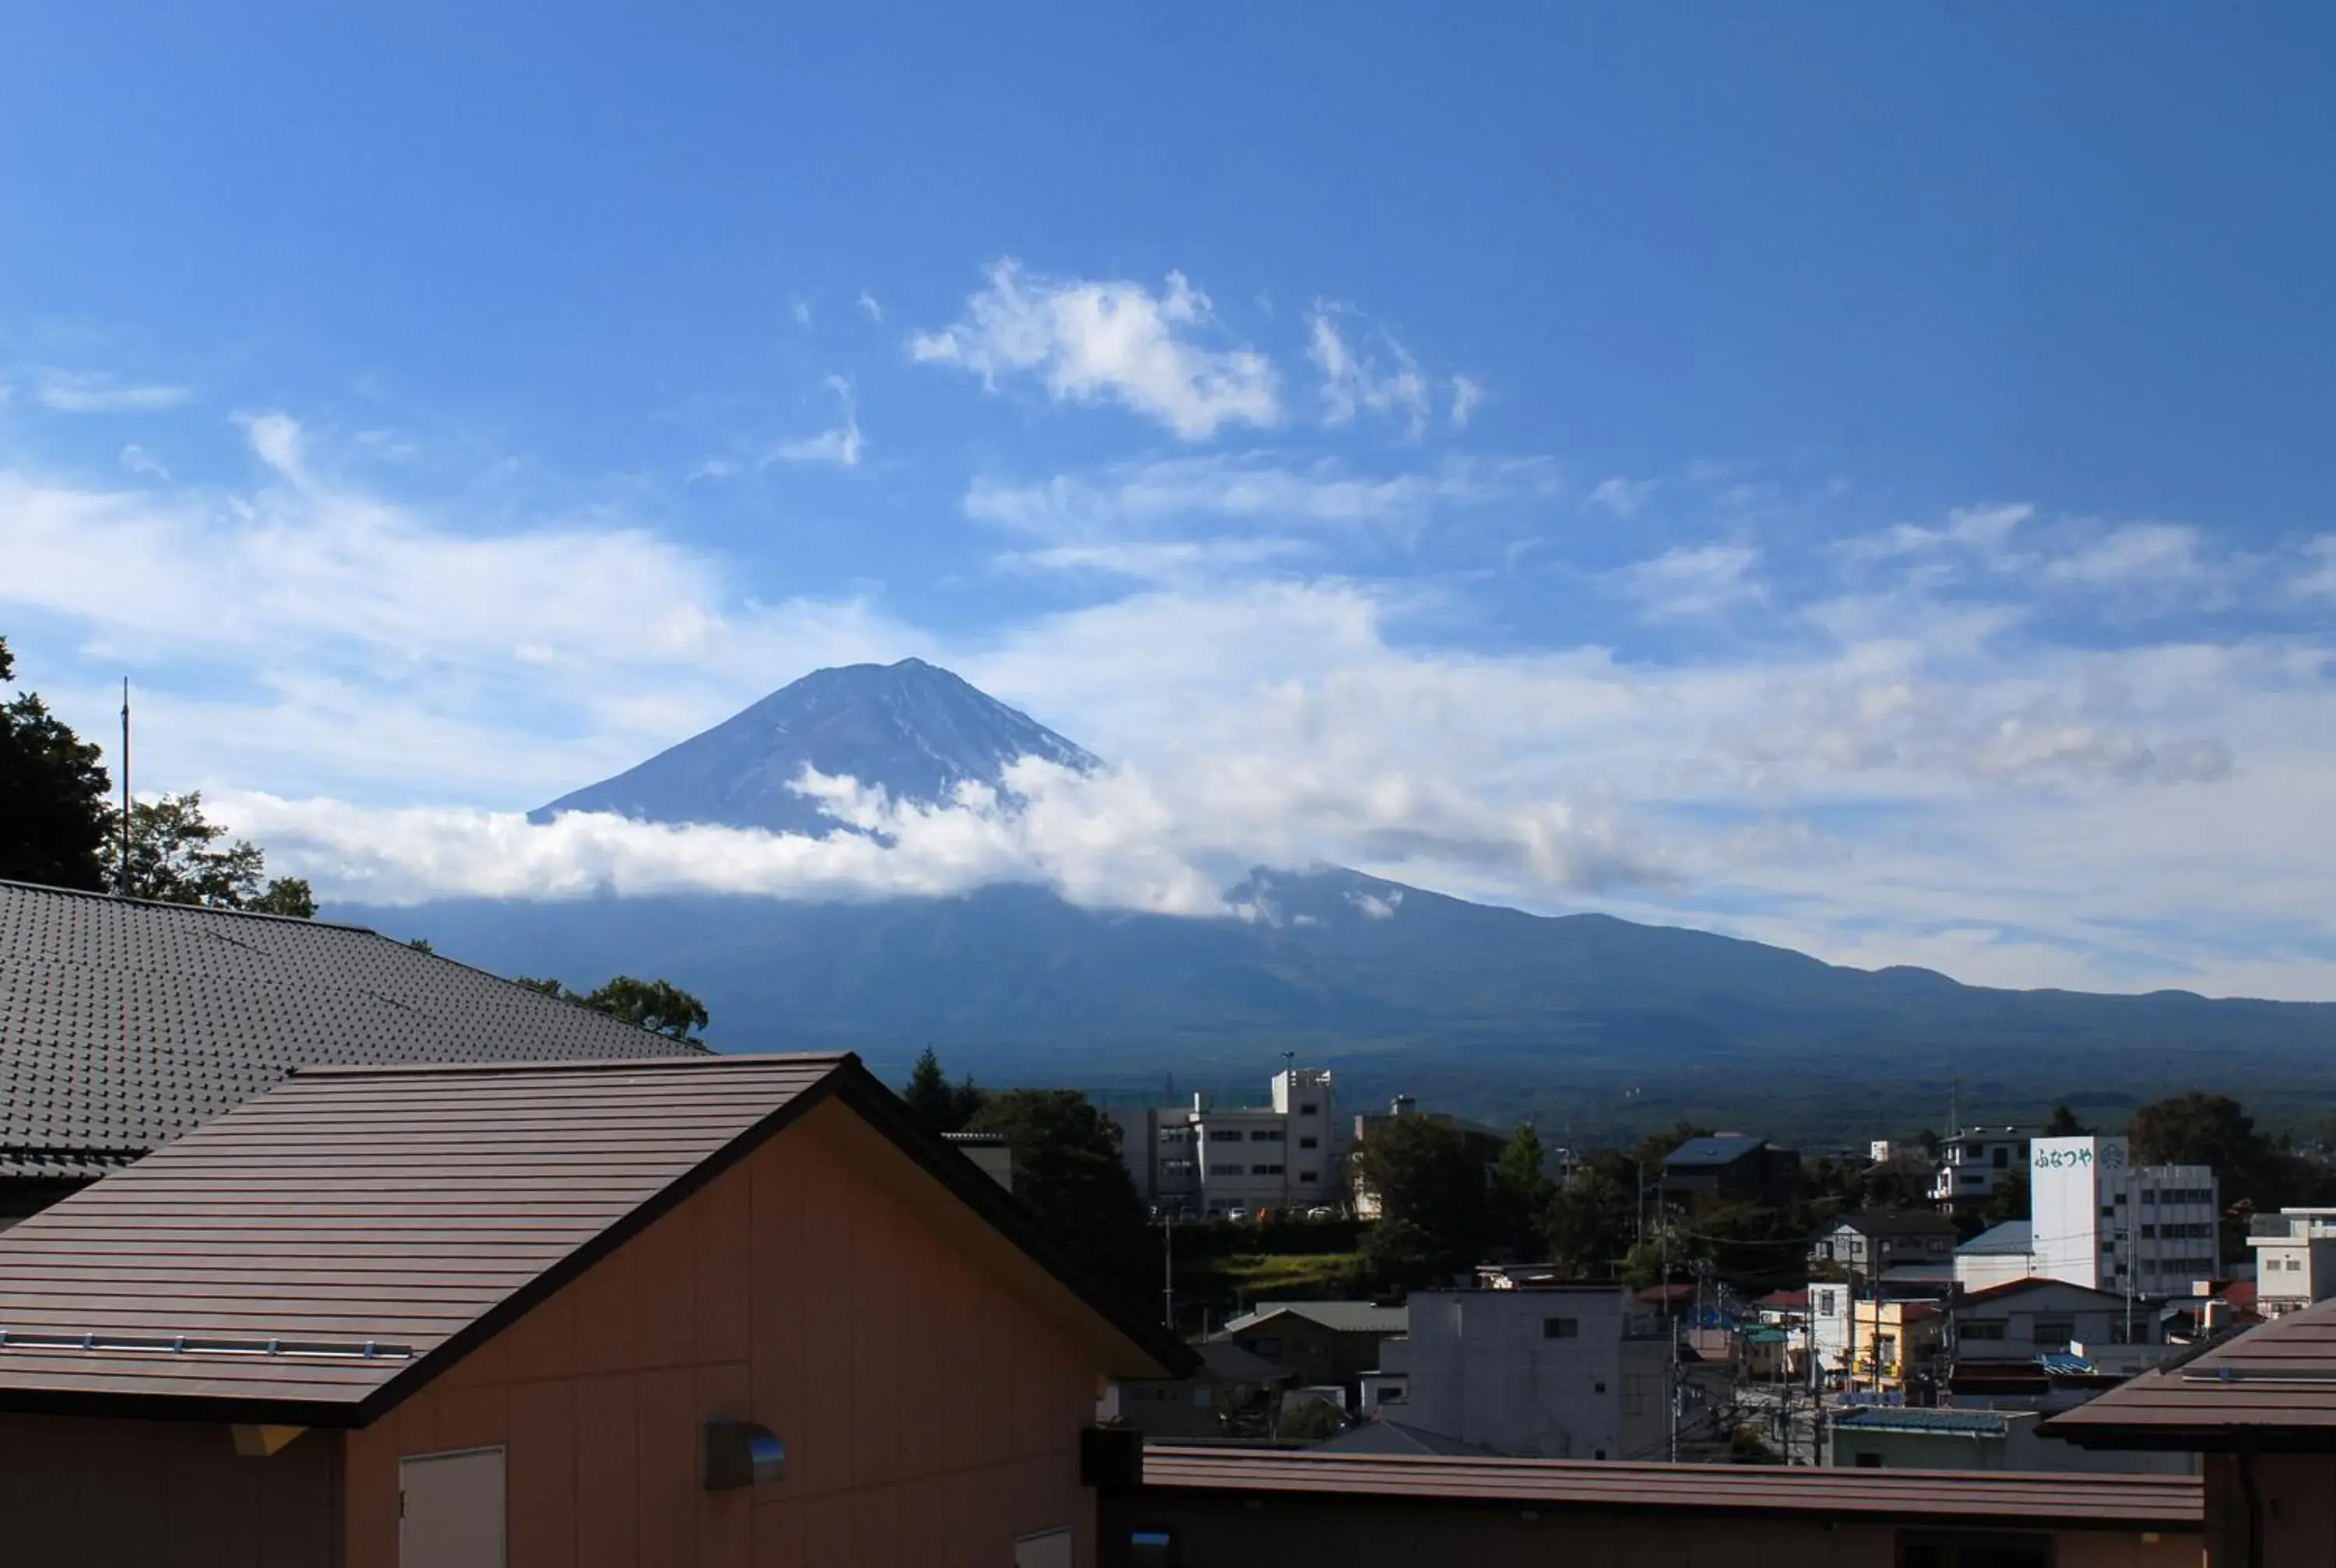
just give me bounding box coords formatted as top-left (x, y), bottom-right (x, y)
top-left (1665, 1221), bottom-right (1680, 1461)
top-left (1161, 1211), bottom-right (1176, 1332)
top-left (117, 680), bottom-right (132, 896)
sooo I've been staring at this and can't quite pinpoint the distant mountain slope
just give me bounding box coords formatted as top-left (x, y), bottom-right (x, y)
top-left (530, 657), bottom-right (1097, 835)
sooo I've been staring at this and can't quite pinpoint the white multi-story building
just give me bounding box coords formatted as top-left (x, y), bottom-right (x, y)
top-left (1378, 1285), bottom-right (1669, 1461)
top-left (2246, 1209), bottom-right (2336, 1317)
top-left (1808, 1281), bottom-right (1852, 1376)
top-left (1930, 1127), bottom-right (2035, 1212)
top-left (1108, 1068), bottom-right (1342, 1216)
top-left (2030, 1135), bottom-right (2218, 1300)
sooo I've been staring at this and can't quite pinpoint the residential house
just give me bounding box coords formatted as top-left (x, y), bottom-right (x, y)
top-left (1212, 1301), bottom-right (1406, 1394)
top-left (0, 879), bottom-right (702, 1223)
top-left (2246, 1208), bottom-right (2336, 1317)
top-left (1954, 1219), bottom-right (2039, 1292)
top-left (1830, 1408), bottom-right (2194, 1476)
top-left (1810, 1281), bottom-right (1854, 1376)
top-left (1097, 1449), bottom-right (2201, 1567)
top-left (1376, 1284), bottom-right (1669, 1461)
top-left (1110, 1341), bottom-right (1288, 1441)
top-left (1954, 1278), bottom-right (2161, 1368)
top-left (2046, 1293), bottom-right (2336, 1568)
top-left (2032, 1135), bottom-right (2219, 1299)
top-left (1930, 1126), bottom-right (2035, 1213)
top-left (1660, 1134), bottom-right (1802, 1211)
top-left (1106, 1068), bottom-right (1342, 1216)
top-left (1845, 1299), bottom-right (1944, 1395)
top-left (0, 1053), bottom-right (1191, 1566)
top-left (1813, 1209), bottom-right (1960, 1282)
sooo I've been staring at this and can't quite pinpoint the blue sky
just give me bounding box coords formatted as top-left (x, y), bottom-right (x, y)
top-left (4, 6), bottom-right (2334, 997)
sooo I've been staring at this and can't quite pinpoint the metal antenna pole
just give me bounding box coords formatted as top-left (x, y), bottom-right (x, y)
top-left (118, 680), bottom-right (131, 895)
top-left (1162, 1213), bottom-right (1176, 1331)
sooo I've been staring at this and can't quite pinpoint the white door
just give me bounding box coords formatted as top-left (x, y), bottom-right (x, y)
top-left (1015, 1527), bottom-right (1074, 1568)
top-left (399, 1447), bottom-right (506, 1568)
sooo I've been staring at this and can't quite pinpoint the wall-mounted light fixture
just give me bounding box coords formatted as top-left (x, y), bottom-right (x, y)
top-left (702, 1420), bottom-right (785, 1489)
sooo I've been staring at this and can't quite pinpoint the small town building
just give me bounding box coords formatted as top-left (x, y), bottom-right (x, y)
top-left (1812, 1209), bottom-right (1961, 1281)
top-left (1096, 1446), bottom-right (2202, 1567)
top-left (2031, 1135), bottom-right (2219, 1299)
top-left (2246, 1208), bottom-right (2336, 1317)
top-left (1954, 1277), bottom-right (2162, 1368)
top-left (1376, 1284), bottom-right (1669, 1461)
top-left (1109, 1341), bottom-right (1288, 1441)
top-left (1830, 1408), bottom-right (2194, 1477)
top-left (0, 1053), bottom-right (1190, 1566)
top-left (1660, 1134), bottom-right (1802, 1211)
top-left (1930, 1126), bottom-right (2035, 1212)
top-left (1211, 1300), bottom-right (1406, 1394)
top-left (2045, 1292), bottom-right (2336, 1567)
top-left (1954, 1218), bottom-right (2039, 1292)
top-left (1106, 1068), bottom-right (1342, 1216)
top-left (1845, 1299), bottom-right (1944, 1394)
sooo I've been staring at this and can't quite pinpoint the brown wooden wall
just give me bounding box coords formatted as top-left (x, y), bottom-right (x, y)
top-left (0, 1410), bottom-right (343, 1566)
top-left (1096, 1490), bottom-right (2204, 1568)
top-left (2204, 1453), bottom-right (2336, 1568)
top-left (343, 1097), bottom-right (1104, 1566)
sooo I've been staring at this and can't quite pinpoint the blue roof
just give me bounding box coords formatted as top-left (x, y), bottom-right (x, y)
top-left (1837, 1409), bottom-right (2008, 1436)
top-left (2039, 1352), bottom-right (2097, 1376)
top-left (1666, 1134), bottom-right (1766, 1166)
top-left (1956, 1221), bottom-right (2035, 1257)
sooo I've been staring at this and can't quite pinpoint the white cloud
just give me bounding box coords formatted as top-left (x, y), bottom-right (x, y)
top-left (1308, 308), bottom-right (1430, 437)
top-left (1449, 374), bottom-right (1486, 429)
top-left (909, 258), bottom-right (1280, 439)
top-left (1610, 543), bottom-right (1764, 618)
top-left (857, 290), bottom-right (884, 323)
top-left (761, 376), bottom-right (864, 469)
top-left (2042, 522), bottom-right (2207, 585)
top-left (118, 444), bottom-right (168, 480)
top-left (790, 295), bottom-right (812, 329)
top-left (2302, 536), bottom-right (2336, 600)
top-left (35, 372), bottom-right (195, 413)
top-left (966, 453), bottom-right (1553, 537)
top-left (236, 410), bottom-right (307, 479)
top-left (1587, 477), bottom-right (1655, 519)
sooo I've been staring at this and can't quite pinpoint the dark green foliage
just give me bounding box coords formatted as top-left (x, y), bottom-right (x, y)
top-left (513, 973), bottom-right (709, 1042)
top-left (1491, 1121), bottom-right (1555, 1259)
top-left (966, 1088), bottom-right (1152, 1309)
top-left (1356, 1218), bottom-right (1450, 1295)
top-left (2045, 1105), bottom-right (2088, 1136)
top-left (0, 636), bottom-right (113, 891)
top-left (1543, 1149), bottom-right (1638, 1277)
top-left (900, 1046), bottom-right (987, 1134)
top-left (1354, 1116), bottom-right (1492, 1287)
top-left (1978, 1165), bottom-right (2030, 1229)
top-left (99, 790), bottom-right (312, 916)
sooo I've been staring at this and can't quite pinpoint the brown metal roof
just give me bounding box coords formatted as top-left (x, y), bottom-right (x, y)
top-left (1138, 1447), bottom-right (2203, 1530)
top-left (2044, 1295), bottom-right (2336, 1450)
top-left (0, 1052), bottom-right (1194, 1423)
top-left (0, 879), bottom-right (704, 1179)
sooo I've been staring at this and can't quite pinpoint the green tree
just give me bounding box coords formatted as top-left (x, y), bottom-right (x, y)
top-left (0, 636), bottom-right (114, 891)
top-left (966, 1088), bottom-right (1151, 1307)
top-left (97, 790), bottom-right (309, 915)
top-left (900, 1046), bottom-right (987, 1134)
top-left (1354, 1116), bottom-right (1491, 1287)
top-left (512, 973), bottom-right (710, 1042)
top-left (1978, 1165), bottom-right (2030, 1230)
top-left (1491, 1121), bottom-right (1555, 1259)
top-left (1543, 1150), bottom-right (1638, 1277)
top-left (2129, 1092), bottom-right (2275, 1202)
top-left (2044, 1105), bottom-right (2089, 1137)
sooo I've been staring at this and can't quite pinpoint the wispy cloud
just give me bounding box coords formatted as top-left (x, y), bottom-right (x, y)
top-left (856, 289), bottom-right (884, 323)
top-left (909, 258), bottom-right (1280, 439)
top-left (790, 295), bottom-right (813, 329)
top-left (1449, 374), bottom-right (1486, 429)
top-left (966, 453), bottom-right (1554, 536)
top-left (1609, 543), bottom-right (1764, 618)
top-left (35, 371), bottom-right (194, 413)
top-left (1308, 307), bottom-right (1430, 437)
top-left (118, 444), bottom-right (168, 480)
top-left (762, 376), bottom-right (863, 468)
top-left (1587, 476), bottom-right (1655, 518)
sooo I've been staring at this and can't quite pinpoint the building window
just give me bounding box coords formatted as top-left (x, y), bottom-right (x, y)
top-left (1299, 1136), bottom-right (1318, 1149)
top-left (1252, 1164), bottom-right (1285, 1176)
top-left (1299, 1103), bottom-right (1319, 1116)
top-left (2034, 1318), bottom-right (2076, 1350)
top-left (1250, 1129), bottom-right (1284, 1142)
top-left (1378, 1386), bottom-right (1405, 1405)
top-left (1208, 1130), bottom-right (1243, 1143)
top-left (1961, 1321), bottom-right (2006, 1341)
top-left (1854, 1452), bottom-right (1883, 1468)
top-left (1991, 1148), bottom-right (2008, 1169)
top-left (1208, 1164), bottom-right (1244, 1176)
top-left (1543, 1317), bottom-right (1579, 1338)
top-left (2140, 1224), bottom-right (2156, 1238)
top-left (1298, 1172), bottom-right (1318, 1183)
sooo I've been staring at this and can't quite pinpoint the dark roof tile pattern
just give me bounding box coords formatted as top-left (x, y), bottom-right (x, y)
top-left (0, 881), bottom-right (702, 1176)
top-left (1137, 1446), bottom-right (2201, 1528)
top-left (2044, 1295), bottom-right (2336, 1448)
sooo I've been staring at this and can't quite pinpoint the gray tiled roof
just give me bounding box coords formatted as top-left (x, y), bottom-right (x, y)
top-left (0, 881), bottom-right (704, 1180)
